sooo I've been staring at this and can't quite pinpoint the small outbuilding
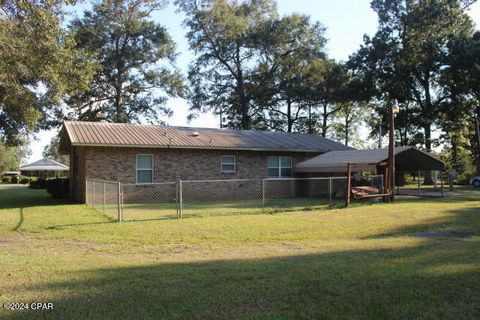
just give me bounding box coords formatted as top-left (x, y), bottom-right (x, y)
top-left (19, 158), bottom-right (69, 178)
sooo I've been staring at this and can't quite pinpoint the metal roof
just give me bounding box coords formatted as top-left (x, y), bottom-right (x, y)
top-left (19, 158), bottom-right (69, 171)
top-left (60, 121), bottom-right (351, 153)
top-left (295, 147), bottom-right (445, 172)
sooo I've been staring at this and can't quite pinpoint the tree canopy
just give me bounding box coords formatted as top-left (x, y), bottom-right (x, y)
top-left (0, 0), bottom-right (96, 145)
top-left (68, 0), bottom-right (184, 123)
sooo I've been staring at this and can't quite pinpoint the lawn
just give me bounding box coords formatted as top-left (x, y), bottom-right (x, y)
top-left (0, 187), bottom-right (479, 319)
top-left (118, 197), bottom-right (344, 221)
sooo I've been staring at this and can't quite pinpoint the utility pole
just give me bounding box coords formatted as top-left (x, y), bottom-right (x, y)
top-left (388, 100), bottom-right (400, 202)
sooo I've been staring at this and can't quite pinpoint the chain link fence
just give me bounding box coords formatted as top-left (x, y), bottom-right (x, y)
top-left (86, 175), bottom-right (383, 221)
top-left (121, 182), bottom-right (177, 220)
top-left (86, 180), bottom-right (121, 221)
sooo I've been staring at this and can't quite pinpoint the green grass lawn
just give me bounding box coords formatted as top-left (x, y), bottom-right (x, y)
top-left (1, 188), bottom-right (479, 319)
top-left (119, 197), bottom-right (344, 221)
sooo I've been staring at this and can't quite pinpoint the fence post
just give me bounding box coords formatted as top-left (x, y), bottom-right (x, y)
top-left (329, 178), bottom-right (332, 205)
top-left (176, 179), bottom-right (179, 218)
top-left (345, 163), bottom-right (352, 207)
top-left (117, 182), bottom-right (122, 222)
top-left (85, 180), bottom-right (88, 205)
top-left (93, 181), bottom-right (96, 209)
top-left (103, 182), bottom-right (106, 215)
top-left (179, 180), bottom-right (183, 218)
top-left (262, 179), bottom-right (266, 209)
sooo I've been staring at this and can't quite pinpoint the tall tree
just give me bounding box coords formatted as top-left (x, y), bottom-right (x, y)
top-left (330, 102), bottom-right (369, 148)
top-left (253, 14), bottom-right (326, 132)
top-left (68, 0), bottom-right (184, 123)
top-left (176, 0), bottom-right (277, 129)
top-left (307, 60), bottom-right (350, 137)
top-left (349, 0), bottom-right (474, 153)
top-left (0, 0), bottom-right (95, 145)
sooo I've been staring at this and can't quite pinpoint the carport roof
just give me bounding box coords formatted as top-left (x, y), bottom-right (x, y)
top-left (294, 147), bottom-right (445, 173)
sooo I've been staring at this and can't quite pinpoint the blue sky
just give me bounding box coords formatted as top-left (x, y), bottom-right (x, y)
top-left (27, 0), bottom-right (480, 162)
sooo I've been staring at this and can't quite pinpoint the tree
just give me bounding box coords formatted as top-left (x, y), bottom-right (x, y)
top-left (306, 60), bottom-right (351, 137)
top-left (253, 14), bottom-right (327, 132)
top-left (350, 0), bottom-right (474, 153)
top-left (43, 136), bottom-right (69, 165)
top-left (349, 0), bottom-right (475, 183)
top-left (0, 142), bottom-right (29, 173)
top-left (176, 0), bottom-right (277, 129)
top-left (330, 102), bottom-right (369, 148)
top-left (68, 0), bottom-right (184, 123)
top-left (0, 0), bottom-right (96, 145)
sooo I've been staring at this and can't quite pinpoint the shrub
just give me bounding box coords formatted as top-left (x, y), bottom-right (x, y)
top-left (11, 175), bottom-right (30, 184)
top-left (46, 178), bottom-right (69, 198)
top-left (2, 176), bottom-right (12, 184)
top-left (29, 178), bottom-right (47, 189)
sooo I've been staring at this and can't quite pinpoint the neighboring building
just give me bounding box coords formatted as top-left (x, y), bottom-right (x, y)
top-left (59, 121), bottom-right (351, 202)
top-left (2, 171), bottom-right (20, 177)
top-left (19, 158), bottom-right (69, 178)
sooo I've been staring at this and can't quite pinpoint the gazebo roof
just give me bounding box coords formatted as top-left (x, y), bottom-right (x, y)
top-left (294, 147), bottom-right (445, 173)
top-left (19, 158), bottom-right (69, 172)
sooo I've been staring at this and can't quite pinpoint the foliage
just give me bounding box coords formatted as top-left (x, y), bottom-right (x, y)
top-left (253, 13), bottom-right (327, 132)
top-left (68, 0), bottom-right (184, 123)
top-left (0, 141), bottom-right (28, 173)
top-left (29, 177), bottom-right (47, 189)
top-left (46, 178), bottom-right (69, 198)
top-left (0, 0), bottom-right (96, 145)
top-left (329, 102), bottom-right (370, 148)
top-left (349, 0), bottom-right (475, 153)
top-left (43, 135), bottom-right (69, 165)
top-left (176, 0), bottom-right (278, 129)
top-left (1, 176), bottom-right (11, 184)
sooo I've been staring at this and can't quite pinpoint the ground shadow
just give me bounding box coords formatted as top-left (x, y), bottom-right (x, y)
top-left (0, 188), bottom-right (75, 210)
top-left (4, 237), bottom-right (480, 320)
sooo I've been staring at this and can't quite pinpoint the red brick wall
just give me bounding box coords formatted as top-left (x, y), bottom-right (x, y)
top-left (71, 146), bottom-right (318, 203)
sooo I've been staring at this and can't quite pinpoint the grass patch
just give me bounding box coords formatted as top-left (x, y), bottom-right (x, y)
top-left (0, 188), bottom-right (479, 319)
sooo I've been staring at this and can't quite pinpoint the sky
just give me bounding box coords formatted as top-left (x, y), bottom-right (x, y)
top-left (26, 0), bottom-right (480, 163)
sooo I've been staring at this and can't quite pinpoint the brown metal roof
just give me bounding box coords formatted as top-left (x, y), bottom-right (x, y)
top-left (294, 147), bottom-right (445, 172)
top-left (61, 121), bottom-right (351, 153)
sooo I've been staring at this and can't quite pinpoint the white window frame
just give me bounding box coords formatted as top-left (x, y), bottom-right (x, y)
top-left (136, 154), bottom-right (154, 184)
top-left (267, 156), bottom-right (293, 178)
top-left (220, 155), bottom-right (236, 173)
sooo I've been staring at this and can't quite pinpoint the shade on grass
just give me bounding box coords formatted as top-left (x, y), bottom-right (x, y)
top-left (0, 188), bottom-right (479, 319)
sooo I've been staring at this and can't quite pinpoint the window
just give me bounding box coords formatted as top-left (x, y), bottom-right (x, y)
top-left (267, 156), bottom-right (292, 177)
top-left (221, 156), bottom-right (236, 172)
top-left (136, 155), bottom-right (153, 184)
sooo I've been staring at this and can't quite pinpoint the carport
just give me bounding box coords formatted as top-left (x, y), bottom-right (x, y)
top-left (295, 146), bottom-right (446, 201)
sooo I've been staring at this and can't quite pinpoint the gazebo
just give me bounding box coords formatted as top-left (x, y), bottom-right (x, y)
top-left (19, 158), bottom-right (69, 178)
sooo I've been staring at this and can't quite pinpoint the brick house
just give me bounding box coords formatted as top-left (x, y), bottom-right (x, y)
top-left (59, 121), bottom-right (351, 202)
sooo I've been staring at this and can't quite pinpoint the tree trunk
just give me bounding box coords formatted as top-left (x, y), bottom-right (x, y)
top-left (287, 99), bottom-right (293, 132)
top-left (475, 105), bottom-right (480, 174)
top-left (307, 105), bottom-right (313, 134)
top-left (321, 103), bottom-right (328, 137)
top-left (423, 124), bottom-right (434, 184)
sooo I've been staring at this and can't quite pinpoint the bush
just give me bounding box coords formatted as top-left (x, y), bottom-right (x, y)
top-left (46, 178), bottom-right (69, 198)
top-left (29, 178), bottom-right (47, 189)
top-left (11, 175), bottom-right (30, 184)
top-left (2, 176), bottom-right (12, 184)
